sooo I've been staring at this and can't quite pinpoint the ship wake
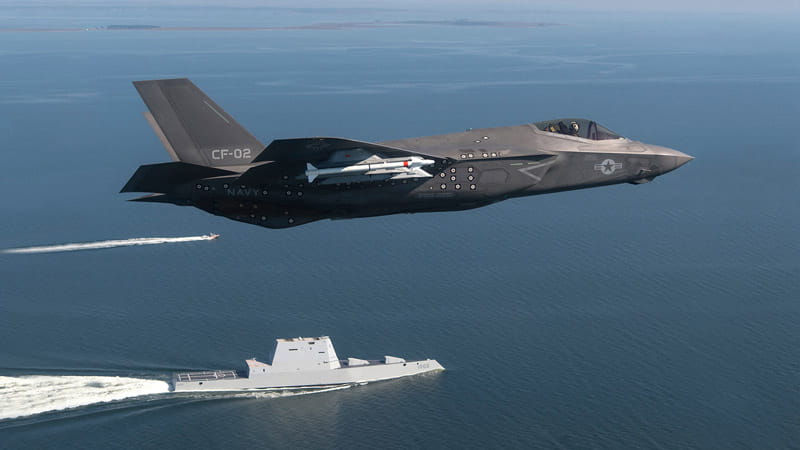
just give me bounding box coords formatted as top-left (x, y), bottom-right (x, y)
top-left (0, 376), bottom-right (352, 421)
top-left (0, 375), bottom-right (170, 420)
top-left (1, 235), bottom-right (216, 254)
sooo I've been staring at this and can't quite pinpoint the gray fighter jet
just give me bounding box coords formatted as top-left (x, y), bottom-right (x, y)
top-left (122, 79), bottom-right (692, 229)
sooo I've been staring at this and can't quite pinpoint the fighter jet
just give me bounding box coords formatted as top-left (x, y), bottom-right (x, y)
top-left (121, 78), bottom-right (692, 229)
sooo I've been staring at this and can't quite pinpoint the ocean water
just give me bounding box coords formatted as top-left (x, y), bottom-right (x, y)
top-left (1, 6), bottom-right (798, 449)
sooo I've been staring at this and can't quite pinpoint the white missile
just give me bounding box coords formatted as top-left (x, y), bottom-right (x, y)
top-left (305, 156), bottom-right (436, 183)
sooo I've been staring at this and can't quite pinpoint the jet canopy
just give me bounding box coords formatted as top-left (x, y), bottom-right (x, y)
top-left (534, 118), bottom-right (622, 141)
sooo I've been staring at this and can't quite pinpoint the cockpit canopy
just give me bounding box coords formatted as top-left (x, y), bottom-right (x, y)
top-left (533, 118), bottom-right (622, 141)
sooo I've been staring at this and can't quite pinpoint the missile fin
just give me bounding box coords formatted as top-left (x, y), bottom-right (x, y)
top-left (306, 163), bottom-right (318, 182)
top-left (390, 167), bottom-right (433, 180)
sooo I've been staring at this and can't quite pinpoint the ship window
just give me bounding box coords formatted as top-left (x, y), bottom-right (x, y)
top-left (309, 342), bottom-right (315, 345)
top-left (534, 118), bottom-right (622, 140)
top-left (289, 348), bottom-right (298, 351)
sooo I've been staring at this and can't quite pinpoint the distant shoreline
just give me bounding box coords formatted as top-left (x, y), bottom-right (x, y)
top-left (0, 20), bottom-right (564, 33)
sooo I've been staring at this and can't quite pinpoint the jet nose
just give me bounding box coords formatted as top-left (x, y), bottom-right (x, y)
top-left (647, 145), bottom-right (693, 174)
top-left (673, 150), bottom-right (694, 169)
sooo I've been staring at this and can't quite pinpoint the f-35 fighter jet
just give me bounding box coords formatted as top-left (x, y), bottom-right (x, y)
top-left (122, 79), bottom-right (692, 229)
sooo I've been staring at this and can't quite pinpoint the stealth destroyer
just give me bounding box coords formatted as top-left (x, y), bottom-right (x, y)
top-left (122, 78), bottom-right (693, 229)
top-left (172, 336), bottom-right (443, 392)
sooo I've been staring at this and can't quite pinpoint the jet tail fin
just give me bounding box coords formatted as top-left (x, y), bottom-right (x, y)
top-left (133, 78), bottom-right (264, 167)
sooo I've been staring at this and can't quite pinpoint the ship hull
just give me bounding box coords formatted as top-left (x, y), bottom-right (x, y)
top-left (173, 359), bottom-right (443, 392)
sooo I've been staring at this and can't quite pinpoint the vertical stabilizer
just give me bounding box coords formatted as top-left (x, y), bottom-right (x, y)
top-left (133, 78), bottom-right (264, 167)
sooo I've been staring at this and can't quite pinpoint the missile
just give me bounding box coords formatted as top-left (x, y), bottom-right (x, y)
top-left (305, 156), bottom-right (435, 183)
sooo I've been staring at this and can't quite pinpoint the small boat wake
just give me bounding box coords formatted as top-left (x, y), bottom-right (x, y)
top-left (0, 375), bottom-right (350, 421)
top-left (1, 234), bottom-right (219, 254)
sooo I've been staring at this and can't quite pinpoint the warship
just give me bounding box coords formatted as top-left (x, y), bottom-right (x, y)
top-left (172, 336), bottom-right (443, 392)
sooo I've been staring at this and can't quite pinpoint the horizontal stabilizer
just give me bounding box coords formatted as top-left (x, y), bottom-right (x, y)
top-left (121, 161), bottom-right (236, 193)
top-left (253, 137), bottom-right (443, 164)
top-left (129, 193), bottom-right (171, 203)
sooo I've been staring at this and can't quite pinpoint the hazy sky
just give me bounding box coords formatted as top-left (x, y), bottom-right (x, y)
top-left (3, 0), bottom-right (800, 13)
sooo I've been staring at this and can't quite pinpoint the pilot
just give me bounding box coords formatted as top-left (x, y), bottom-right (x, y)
top-left (546, 121), bottom-right (580, 137)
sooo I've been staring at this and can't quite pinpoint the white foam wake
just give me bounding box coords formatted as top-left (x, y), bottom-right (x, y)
top-left (2, 235), bottom-right (217, 254)
top-left (0, 375), bottom-right (170, 420)
top-left (0, 376), bottom-right (352, 420)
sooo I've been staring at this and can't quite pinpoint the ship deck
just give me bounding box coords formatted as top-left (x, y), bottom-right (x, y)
top-left (175, 359), bottom-right (413, 384)
top-left (175, 370), bottom-right (239, 382)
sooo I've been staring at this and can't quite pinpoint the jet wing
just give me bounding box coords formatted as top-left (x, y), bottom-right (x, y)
top-left (234, 160), bottom-right (305, 185)
top-left (252, 137), bottom-right (445, 164)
